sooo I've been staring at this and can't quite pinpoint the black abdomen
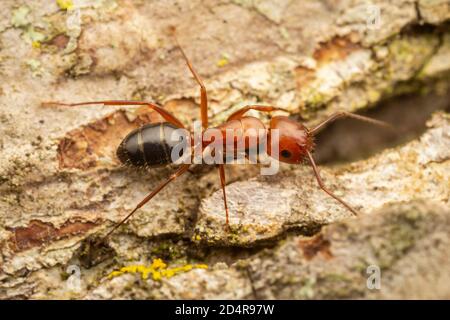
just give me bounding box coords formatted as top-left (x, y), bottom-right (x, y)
top-left (116, 122), bottom-right (188, 167)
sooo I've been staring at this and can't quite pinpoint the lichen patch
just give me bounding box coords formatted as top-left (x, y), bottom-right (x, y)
top-left (108, 259), bottom-right (208, 281)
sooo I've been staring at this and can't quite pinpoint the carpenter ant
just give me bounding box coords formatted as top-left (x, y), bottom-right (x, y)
top-left (43, 32), bottom-right (391, 241)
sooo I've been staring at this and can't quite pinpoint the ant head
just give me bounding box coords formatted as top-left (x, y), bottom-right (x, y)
top-left (268, 116), bottom-right (314, 164)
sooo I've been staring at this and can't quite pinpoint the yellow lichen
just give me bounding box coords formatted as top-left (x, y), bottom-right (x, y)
top-left (108, 259), bottom-right (208, 281)
top-left (151, 258), bottom-right (167, 270)
top-left (57, 0), bottom-right (74, 10)
top-left (217, 58), bottom-right (228, 67)
top-left (217, 53), bottom-right (230, 67)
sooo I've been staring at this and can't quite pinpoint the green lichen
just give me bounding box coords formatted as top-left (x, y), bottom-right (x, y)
top-left (193, 224), bottom-right (218, 245)
top-left (11, 6), bottom-right (31, 28)
top-left (224, 223), bottom-right (251, 245)
top-left (316, 273), bottom-right (365, 299)
top-left (68, 53), bottom-right (94, 77)
top-left (302, 89), bottom-right (330, 110)
top-left (371, 205), bottom-right (427, 269)
top-left (11, 6), bottom-right (48, 48)
top-left (25, 59), bottom-right (43, 77)
top-left (296, 278), bottom-right (316, 299)
top-left (23, 27), bottom-right (46, 45)
top-left (320, 273), bottom-right (353, 283)
top-left (387, 34), bottom-right (440, 79)
top-left (150, 241), bottom-right (184, 261)
top-left (226, 230), bottom-right (241, 244)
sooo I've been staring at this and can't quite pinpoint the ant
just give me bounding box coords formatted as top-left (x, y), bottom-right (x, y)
top-left (43, 31), bottom-right (391, 242)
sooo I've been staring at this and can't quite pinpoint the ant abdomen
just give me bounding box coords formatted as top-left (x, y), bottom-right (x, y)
top-left (116, 122), bottom-right (187, 167)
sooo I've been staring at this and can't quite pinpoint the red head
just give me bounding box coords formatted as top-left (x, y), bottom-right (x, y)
top-left (267, 116), bottom-right (314, 164)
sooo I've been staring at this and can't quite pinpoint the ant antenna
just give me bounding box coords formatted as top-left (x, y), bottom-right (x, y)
top-left (309, 111), bottom-right (393, 135)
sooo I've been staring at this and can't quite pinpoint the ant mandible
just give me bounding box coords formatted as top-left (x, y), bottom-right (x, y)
top-left (43, 30), bottom-right (391, 241)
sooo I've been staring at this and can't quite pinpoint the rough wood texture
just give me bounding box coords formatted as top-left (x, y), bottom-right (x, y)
top-left (0, 0), bottom-right (449, 299)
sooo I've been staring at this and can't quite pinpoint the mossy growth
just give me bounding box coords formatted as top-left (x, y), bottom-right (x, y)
top-left (315, 273), bottom-right (366, 299)
top-left (150, 240), bottom-right (185, 261)
top-left (370, 204), bottom-right (429, 269)
top-left (77, 237), bottom-right (115, 269)
top-left (302, 89), bottom-right (330, 111)
top-left (295, 277), bottom-right (316, 299)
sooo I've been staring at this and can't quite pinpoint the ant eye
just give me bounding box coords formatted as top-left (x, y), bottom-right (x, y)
top-left (281, 150), bottom-right (291, 158)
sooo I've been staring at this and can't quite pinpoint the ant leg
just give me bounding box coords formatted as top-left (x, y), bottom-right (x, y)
top-left (41, 100), bottom-right (185, 128)
top-left (218, 164), bottom-right (230, 225)
top-left (172, 31), bottom-right (208, 129)
top-left (100, 164), bottom-right (191, 241)
top-left (306, 151), bottom-right (358, 216)
top-left (227, 105), bottom-right (289, 121)
top-left (309, 111), bottom-right (392, 135)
